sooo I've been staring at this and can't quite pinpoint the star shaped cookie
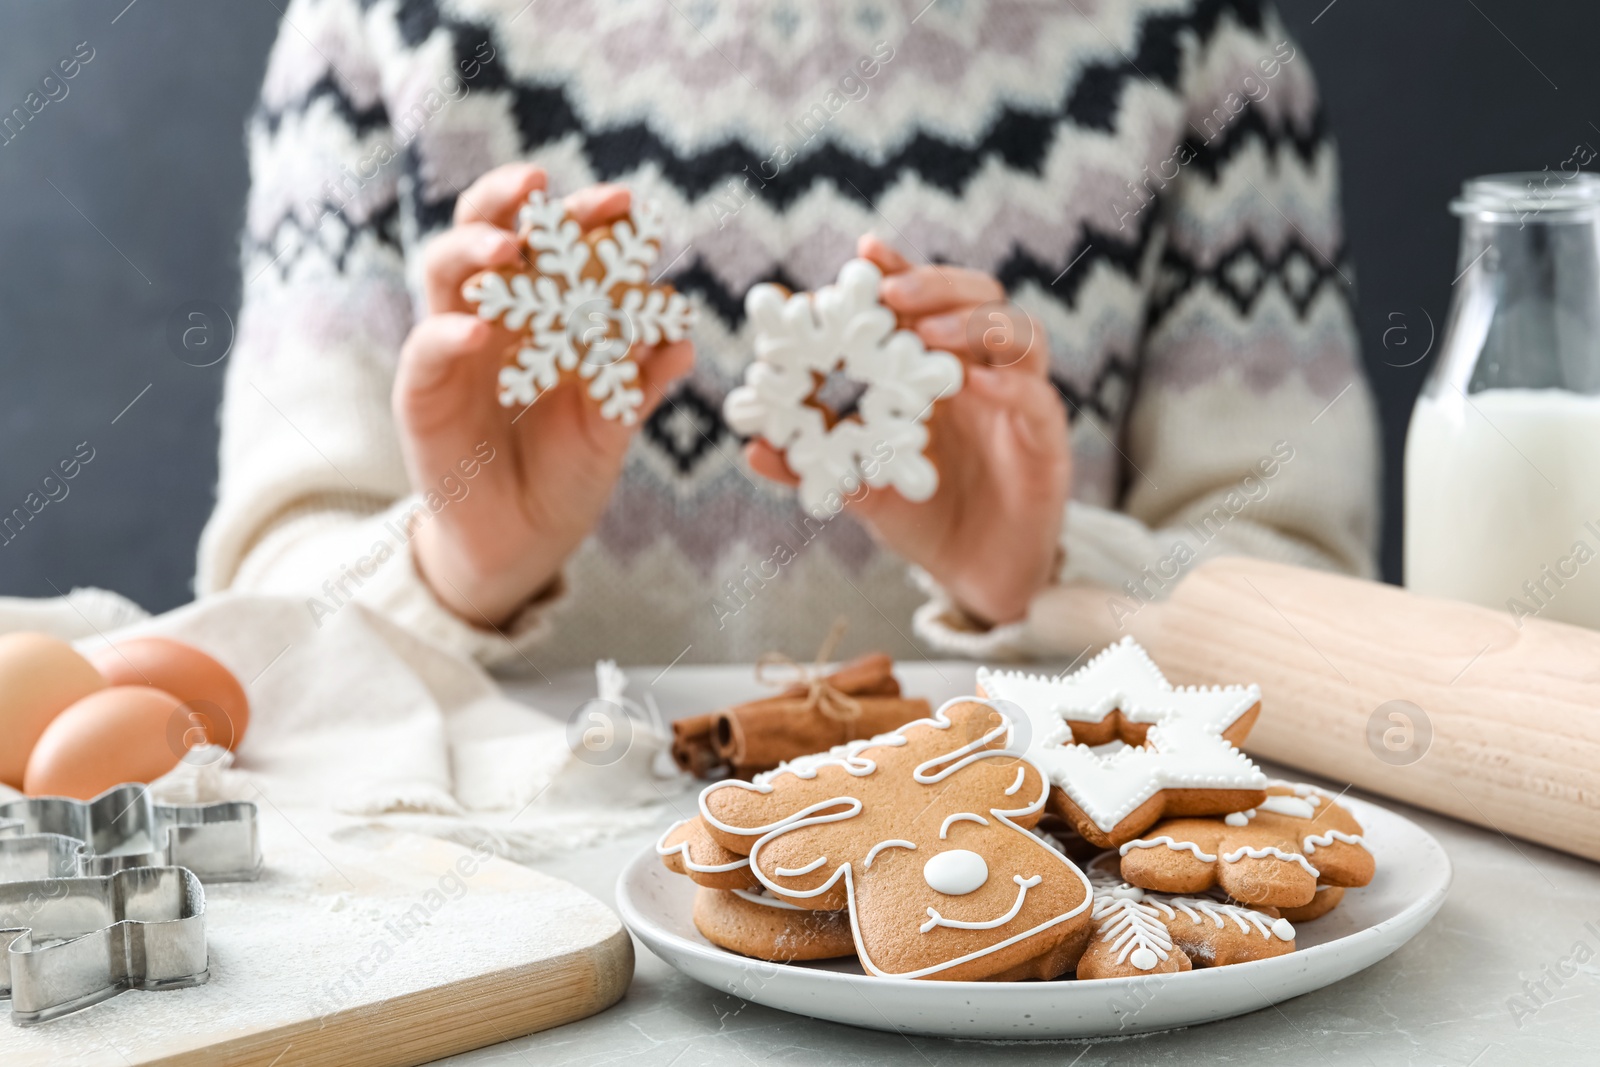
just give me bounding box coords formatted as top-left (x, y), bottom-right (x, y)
top-left (977, 637), bottom-right (1267, 848)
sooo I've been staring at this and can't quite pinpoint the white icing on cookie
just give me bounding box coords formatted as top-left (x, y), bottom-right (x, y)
top-left (697, 701), bottom-right (1020, 842)
top-left (1268, 779), bottom-right (1327, 804)
top-left (724, 258), bottom-right (964, 509)
top-left (655, 820), bottom-right (751, 873)
top-left (1258, 795), bottom-right (1318, 820)
top-left (1081, 853), bottom-right (1292, 972)
top-left (1161, 896), bottom-right (1296, 941)
top-left (1301, 829), bottom-right (1366, 855)
top-left (922, 875), bottom-right (1041, 933)
top-left (464, 191), bottom-right (695, 423)
top-left (864, 839), bottom-right (917, 869)
top-left (1220, 845), bottom-right (1320, 878)
top-left (977, 637), bottom-right (1260, 731)
top-left (730, 888), bottom-right (807, 911)
top-left (1241, 781), bottom-right (1371, 862)
top-left (775, 855), bottom-right (828, 877)
top-left (1089, 881), bottom-right (1175, 969)
top-left (978, 638), bottom-right (1265, 833)
top-left (939, 812), bottom-right (990, 838)
top-left (922, 849), bottom-right (989, 896)
top-left (1226, 793), bottom-right (1315, 825)
top-left (1119, 836), bottom-right (1219, 863)
top-left (1004, 767), bottom-right (1026, 796)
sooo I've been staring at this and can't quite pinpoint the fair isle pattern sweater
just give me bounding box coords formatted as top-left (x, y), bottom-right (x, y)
top-left (197, 0), bottom-right (1378, 670)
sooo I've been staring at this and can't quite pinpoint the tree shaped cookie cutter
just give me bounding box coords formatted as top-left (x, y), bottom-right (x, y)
top-left (0, 782), bottom-right (262, 885)
top-left (0, 865), bottom-right (207, 1026)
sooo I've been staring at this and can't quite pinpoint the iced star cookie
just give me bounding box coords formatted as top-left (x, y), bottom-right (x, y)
top-left (1075, 854), bottom-right (1294, 980)
top-left (977, 638), bottom-right (1268, 849)
top-left (1118, 782), bottom-right (1374, 908)
top-left (693, 887), bottom-right (856, 962)
top-left (463, 189), bottom-right (696, 423)
top-left (698, 699), bottom-right (1094, 981)
top-left (656, 816), bottom-right (760, 890)
top-left (723, 258), bottom-right (964, 510)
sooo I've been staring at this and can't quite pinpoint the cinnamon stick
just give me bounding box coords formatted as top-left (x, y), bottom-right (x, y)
top-left (671, 714), bottom-right (727, 778)
top-left (763, 652), bottom-right (899, 701)
top-left (715, 695), bottom-right (931, 775)
top-left (674, 653), bottom-right (913, 780)
top-left (807, 653), bottom-right (901, 699)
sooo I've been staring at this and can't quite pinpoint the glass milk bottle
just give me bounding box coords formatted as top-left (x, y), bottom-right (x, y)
top-left (1405, 173), bottom-right (1600, 627)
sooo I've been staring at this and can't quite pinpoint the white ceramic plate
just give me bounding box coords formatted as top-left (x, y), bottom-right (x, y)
top-left (617, 794), bottom-right (1450, 1039)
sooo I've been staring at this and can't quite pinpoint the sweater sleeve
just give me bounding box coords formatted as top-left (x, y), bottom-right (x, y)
top-left (195, 0), bottom-right (560, 666)
top-left (916, 7), bottom-right (1379, 660)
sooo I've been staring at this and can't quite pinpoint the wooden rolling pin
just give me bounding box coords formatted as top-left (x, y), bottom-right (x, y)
top-left (1037, 557), bottom-right (1600, 863)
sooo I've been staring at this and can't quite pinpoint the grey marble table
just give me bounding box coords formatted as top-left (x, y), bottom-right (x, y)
top-left (431, 663), bottom-right (1598, 1067)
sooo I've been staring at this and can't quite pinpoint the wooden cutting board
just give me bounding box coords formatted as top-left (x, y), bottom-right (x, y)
top-left (0, 808), bottom-right (633, 1066)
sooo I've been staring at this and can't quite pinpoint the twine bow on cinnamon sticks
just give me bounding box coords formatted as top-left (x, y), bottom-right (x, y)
top-left (751, 618), bottom-right (865, 723)
top-left (669, 623), bottom-right (931, 780)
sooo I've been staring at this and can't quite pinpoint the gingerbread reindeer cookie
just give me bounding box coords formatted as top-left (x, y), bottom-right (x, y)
top-left (698, 699), bottom-right (1093, 981)
top-left (463, 190), bottom-right (696, 423)
top-left (1118, 782), bottom-right (1375, 908)
top-left (1076, 854), bottom-right (1295, 980)
top-left (977, 638), bottom-right (1268, 849)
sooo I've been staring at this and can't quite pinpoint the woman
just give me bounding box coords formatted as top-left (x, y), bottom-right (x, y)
top-left (200, 0), bottom-right (1376, 669)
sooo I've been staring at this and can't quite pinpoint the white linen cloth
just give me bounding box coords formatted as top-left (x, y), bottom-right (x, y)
top-left (0, 589), bottom-right (684, 862)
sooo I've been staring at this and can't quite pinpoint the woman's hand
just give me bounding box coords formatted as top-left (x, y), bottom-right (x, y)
top-left (746, 236), bottom-right (1071, 627)
top-left (395, 163), bottom-right (694, 628)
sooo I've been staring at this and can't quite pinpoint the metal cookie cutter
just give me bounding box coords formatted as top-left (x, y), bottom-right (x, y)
top-left (0, 782), bottom-right (261, 884)
top-left (0, 866), bottom-right (207, 1026)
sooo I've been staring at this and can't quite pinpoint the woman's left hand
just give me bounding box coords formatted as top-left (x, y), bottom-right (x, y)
top-left (747, 235), bottom-right (1072, 627)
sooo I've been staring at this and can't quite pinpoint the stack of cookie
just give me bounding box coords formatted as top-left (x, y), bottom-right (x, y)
top-left (978, 637), bottom-right (1374, 977)
top-left (1067, 775), bottom-right (1374, 980)
top-left (658, 699), bottom-right (1096, 979)
top-left (654, 639), bottom-right (1374, 982)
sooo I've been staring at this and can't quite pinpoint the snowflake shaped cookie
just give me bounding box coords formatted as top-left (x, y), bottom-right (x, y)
top-left (462, 190), bottom-right (696, 424)
top-left (724, 259), bottom-right (964, 510)
top-left (977, 637), bottom-right (1267, 848)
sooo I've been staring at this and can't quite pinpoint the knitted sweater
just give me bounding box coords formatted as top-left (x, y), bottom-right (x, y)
top-left (197, 0), bottom-right (1378, 670)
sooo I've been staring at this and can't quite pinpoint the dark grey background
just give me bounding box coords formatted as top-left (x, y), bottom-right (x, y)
top-left (0, 0), bottom-right (1593, 612)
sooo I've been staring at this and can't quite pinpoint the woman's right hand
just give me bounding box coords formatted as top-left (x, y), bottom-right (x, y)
top-left (394, 163), bottom-right (695, 629)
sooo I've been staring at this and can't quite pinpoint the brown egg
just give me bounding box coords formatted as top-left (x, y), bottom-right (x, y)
top-left (23, 686), bottom-right (190, 799)
top-left (90, 637), bottom-right (250, 750)
top-left (0, 632), bottom-right (108, 789)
